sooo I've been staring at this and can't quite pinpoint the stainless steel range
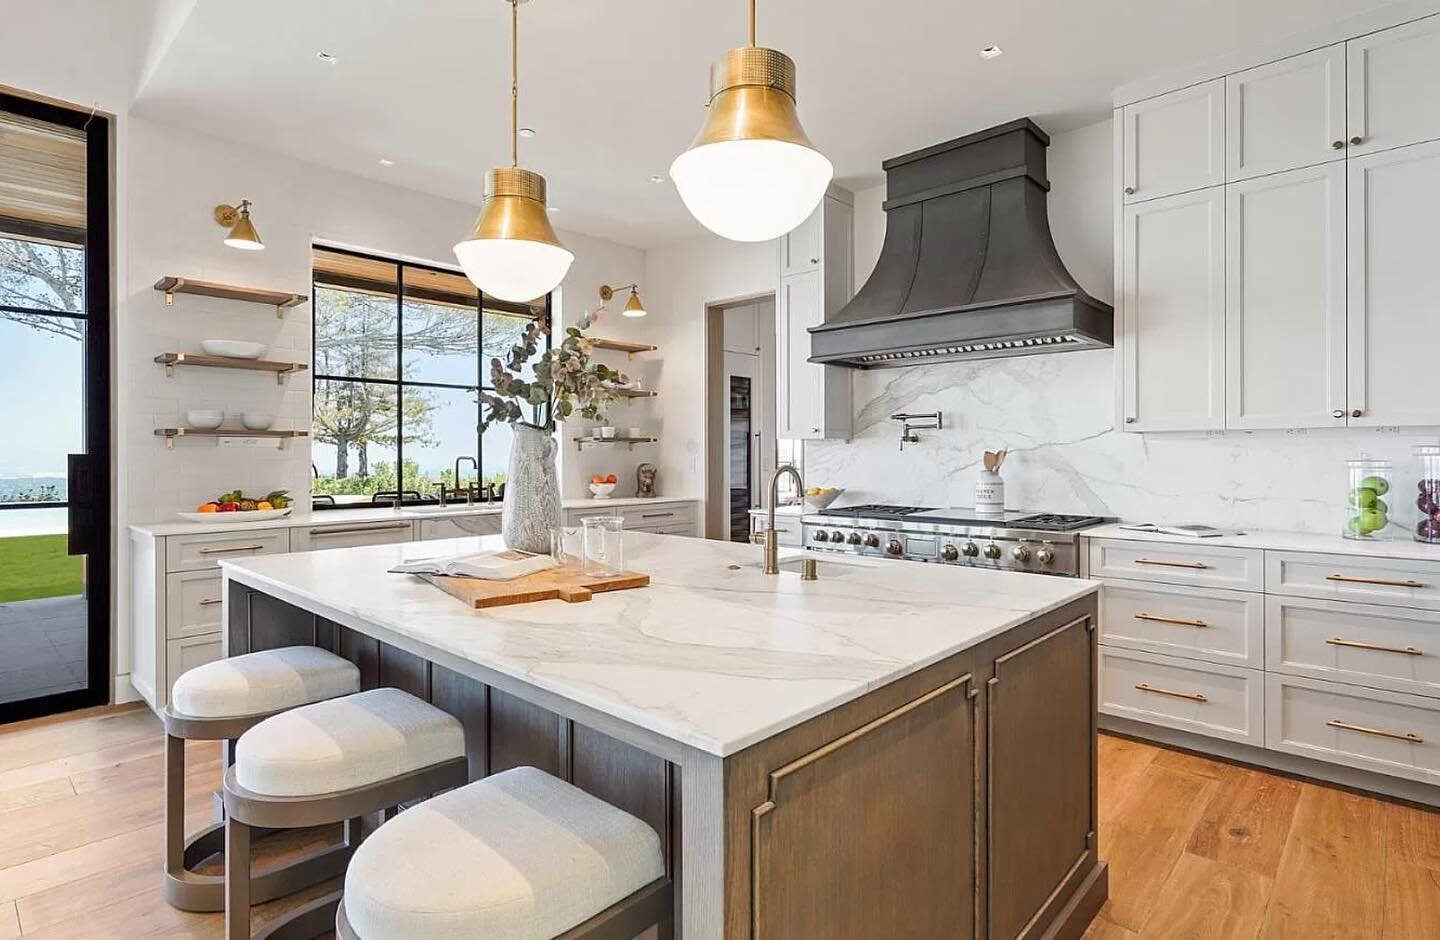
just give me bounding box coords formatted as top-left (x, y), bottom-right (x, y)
top-left (801, 505), bottom-right (1112, 577)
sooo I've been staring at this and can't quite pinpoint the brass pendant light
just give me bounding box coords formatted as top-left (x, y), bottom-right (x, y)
top-left (670, 0), bottom-right (832, 242)
top-left (454, 0), bottom-right (573, 302)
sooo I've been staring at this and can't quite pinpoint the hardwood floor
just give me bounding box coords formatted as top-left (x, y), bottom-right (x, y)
top-left (0, 705), bottom-right (1435, 938)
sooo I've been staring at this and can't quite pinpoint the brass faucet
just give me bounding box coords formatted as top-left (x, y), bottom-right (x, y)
top-left (762, 463), bottom-right (804, 575)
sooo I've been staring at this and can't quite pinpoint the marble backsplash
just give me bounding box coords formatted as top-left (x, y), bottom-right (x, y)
top-left (804, 349), bottom-right (1439, 535)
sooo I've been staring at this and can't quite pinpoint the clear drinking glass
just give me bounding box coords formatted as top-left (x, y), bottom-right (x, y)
top-left (1414, 445), bottom-right (1440, 543)
top-left (582, 516), bottom-right (625, 577)
top-left (1345, 458), bottom-right (1393, 540)
top-left (550, 526), bottom-right (583, 570)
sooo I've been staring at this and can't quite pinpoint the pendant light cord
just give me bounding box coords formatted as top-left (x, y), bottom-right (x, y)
top-left (510, 0), bottom-right (519, 167)
top-left (748, 0), bottom-right (756, 45)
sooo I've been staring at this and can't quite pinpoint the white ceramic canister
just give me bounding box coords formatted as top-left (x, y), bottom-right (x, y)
top-left (975, 470), bottom-right (1005, 513)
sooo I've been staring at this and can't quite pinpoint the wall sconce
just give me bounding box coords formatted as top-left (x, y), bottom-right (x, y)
top-left (598, 283), bottom-right (647, 318)
top-left (214, 199), bottom-right (264, 251)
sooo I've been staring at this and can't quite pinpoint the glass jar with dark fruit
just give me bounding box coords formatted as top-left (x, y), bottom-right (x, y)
top-left (1414, 444), bottom-right (1440, 544)
top-left (1345, 458), bottom-right (1393, 540)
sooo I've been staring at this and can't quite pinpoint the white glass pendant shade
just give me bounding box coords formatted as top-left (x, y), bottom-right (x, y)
top-left (454, 166), bottom-right (573, 302)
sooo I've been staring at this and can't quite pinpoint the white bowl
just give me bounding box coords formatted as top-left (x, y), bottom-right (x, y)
top-left (240, 413), bottom-right (274, 431)
top-left (588, 482), bottom-right (617, 499)
top-left (596, 426), bottom-right (617, 439)
top-left (803, 487), bottom-right (845, 510)
top-left (201, 339), bottom-right (268, 359)
top-left (185, 410), bottom-right (224, 430)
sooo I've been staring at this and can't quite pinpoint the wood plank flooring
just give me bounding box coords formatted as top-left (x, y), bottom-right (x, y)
top-left (0, 705), bottom-right (1436, 937)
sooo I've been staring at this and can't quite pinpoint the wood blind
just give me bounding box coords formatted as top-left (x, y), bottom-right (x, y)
top-left (0, 111), bottom-right (85, 237)
top-left (312, 246), bottom-right (545, 318)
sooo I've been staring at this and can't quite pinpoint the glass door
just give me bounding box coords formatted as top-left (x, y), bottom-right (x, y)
top-left (0, 92), bottom-right (111, 722)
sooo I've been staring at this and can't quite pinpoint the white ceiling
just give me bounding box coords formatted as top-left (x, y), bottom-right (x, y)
top-left (131, 0), bottom-right (1391, 247)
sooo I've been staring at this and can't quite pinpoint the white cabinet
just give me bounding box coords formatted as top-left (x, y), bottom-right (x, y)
top-left (418, 514), bottom-right (501, 541)
top-left (1121, 78), bottom-right (1225, 203)
top-left (776, 191), bottom-right (853, 441)
top-left (1119, 187), bottom-right (1226, 431)
top-left (1226, 44), bottom-right (1346, 180)
top-left (1224, 163), bottom-right (1347, 429)
top-left (291, 519), bottom-right (415, 552)
top-left (778, 207), bottom-right (822, 277)
top-left (1346, 139), bottom-right (1440, 427)
top-left (1347, 15), bottom-right (1440, 155)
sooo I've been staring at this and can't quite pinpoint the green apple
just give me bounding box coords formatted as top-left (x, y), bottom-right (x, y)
top-left (1359, 508), bottom-right (1389, 533)
top-left (1349, 487), bottom-right (1378, 509)
top-left (1359, 475), bottom-right (1390, 496)
top-left (1346, 515), bottom-right (1368, 537)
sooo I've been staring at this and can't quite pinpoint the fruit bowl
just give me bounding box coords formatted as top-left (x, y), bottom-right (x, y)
top-left (589, 482), bottom-right (617, 499)
top-left (177, 507), bottom-right (292, 523)
top-left (803, 487), bottom-right (844, 510)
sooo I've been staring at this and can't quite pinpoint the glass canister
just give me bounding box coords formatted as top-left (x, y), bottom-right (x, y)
top-left (1414, 445), bottom-right (1440, 543)
top-left (582, 516), bottom-right (625, 577)
top-left (1345, 458), bottom-right (1393, 540)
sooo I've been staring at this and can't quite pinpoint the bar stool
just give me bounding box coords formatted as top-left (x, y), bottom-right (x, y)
top-left (224, 687), bottom-right (469, 940)
top-left (163, 645), bottom-right (362, 912)
top-left (336, 766), bottom-right (672, 940)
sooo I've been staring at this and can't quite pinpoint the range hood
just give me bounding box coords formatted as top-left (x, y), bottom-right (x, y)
top-left (809, 118), bottom-right (1112, 369)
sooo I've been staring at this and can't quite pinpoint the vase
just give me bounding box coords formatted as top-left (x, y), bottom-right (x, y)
top-left (502, 424), bottom-right (561, 554)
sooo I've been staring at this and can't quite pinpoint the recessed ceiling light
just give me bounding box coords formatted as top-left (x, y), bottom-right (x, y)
top-left (377, 158), bottom-right (395, 167)
top-left (648, 175), bottom-right (665, 184)
top-left (979, 45), bottom-right (1003, 60)
top-left (518, 127), bottom-right (536, 139)
top-left (316, 51), bottom-right (339, 64)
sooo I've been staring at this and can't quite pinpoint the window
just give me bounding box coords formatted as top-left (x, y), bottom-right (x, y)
top-left (311, 246), bottom-right (549, 506)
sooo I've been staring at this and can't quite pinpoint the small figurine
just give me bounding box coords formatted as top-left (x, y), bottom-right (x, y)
top-left (635, 462), bottom-right (658, 498)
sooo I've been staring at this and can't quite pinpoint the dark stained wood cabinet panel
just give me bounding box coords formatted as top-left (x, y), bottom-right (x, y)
top-left (570, 723), bottom-right (675, 868)
top-left (378, 644), bottom-right (430, 698)
top-left (488, 687), bottom-right (563, 776)
top-left (430, 664), bottom-right (489, 778)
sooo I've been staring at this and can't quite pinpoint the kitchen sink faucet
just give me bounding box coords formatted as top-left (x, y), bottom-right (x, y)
top-left (762, 463), bottom-right (806, 576)
top-left (454, 456), bottom-right (479, 505)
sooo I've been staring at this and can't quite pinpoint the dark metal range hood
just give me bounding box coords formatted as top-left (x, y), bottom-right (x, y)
top-left (809, 118), bottom-right (1113, 369)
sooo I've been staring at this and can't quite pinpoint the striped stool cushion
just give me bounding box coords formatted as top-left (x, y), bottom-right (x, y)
top-left (235, 688), bottom-right (464, 797)
top-left (344, 766), bottom-right (664, 940)
top-left (171, 645), bottom-right (359, 719)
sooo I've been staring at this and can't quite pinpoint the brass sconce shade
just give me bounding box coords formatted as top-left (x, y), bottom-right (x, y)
top-left (215, 200), bottom-right (264, 251)
top-left (599, 283), bottom-right (647, 318)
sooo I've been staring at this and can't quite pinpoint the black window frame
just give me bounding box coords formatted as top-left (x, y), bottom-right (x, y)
top-left (310, 244), bottom-right (551, 508)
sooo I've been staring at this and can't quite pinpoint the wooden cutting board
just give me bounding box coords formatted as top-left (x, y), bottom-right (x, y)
top-left (420, 568), bottom-right (650, 609)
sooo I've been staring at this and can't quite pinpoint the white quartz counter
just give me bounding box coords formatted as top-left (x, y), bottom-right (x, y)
top-left (1084, 523), bottom-right (1440, 563)
top-left (130, 496), bottom-right (695, 538)
top-left (221, 533), bottom-right (1098, 757)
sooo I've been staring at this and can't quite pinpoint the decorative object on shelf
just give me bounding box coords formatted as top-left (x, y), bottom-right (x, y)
top-left (635, 463), bottom-right (657, 498)
top-left (200, 339), bottom-right (267, 359)
top-left (598, 283), bottom-right (647, 318)
top-left (626, 426), bottom-right (641, 438)
top-left (154, 277), bottom-right (307, 317)
top-left (976, 448), bottom-right (1008, 513)
top-left (214, 199), bottom-right (264, 250)
top-left (596, 425), bottom-right (617, 439)
top-left (481, 305), bottom-right (629, 552)
top-left (1345, 457), bottom-right (1393, 540)
top-left (240, 413), bottom-right (274, 431)
top-left (453, 0), bottom-right (572, 301)
top-left (185, 410), bottom-right (224, 430)
top-left (1416, 445), bottom-right (1440, 543)
top-left (891, 411), bottom-right (941, 450)
top-left (670, 0), bottom-right (832, 241)
top-left (154, 352), bottom-right (307, 385)
top-left (589, 480), bottom-right (617, 499)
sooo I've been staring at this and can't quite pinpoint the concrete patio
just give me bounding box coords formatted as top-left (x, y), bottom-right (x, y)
top-left (0, 594), bottom-right (87, 704)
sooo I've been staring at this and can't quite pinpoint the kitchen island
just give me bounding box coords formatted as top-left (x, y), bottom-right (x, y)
top-left (220, 533), bottom-right (1106, 939)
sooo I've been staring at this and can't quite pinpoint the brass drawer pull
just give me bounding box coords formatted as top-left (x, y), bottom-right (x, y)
top-left (199, 597), bottom-right (223, 607)
top-left (198, 543), bottom-right (264, 555)
top-left (1325, 637), bottom-right (1422, 656)
top-left (310, 523), bottom-right (413, 536)
top-left (1134, 612), bottom-right (1209, 628)
top-left (1135, 682), bottom-right (1207, 703)
top-left (640, 512), bottom-right (674, 519)
top-left (1326, 719), bottom-right (1423, 744)
top-left (1134, 558), bottom-right (1211, 570)
top-left (1325, 573), bottom-right (1425, 589)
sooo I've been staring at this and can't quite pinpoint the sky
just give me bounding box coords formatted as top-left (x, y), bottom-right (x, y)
top-left (0, 319), bottom-right (82, 479)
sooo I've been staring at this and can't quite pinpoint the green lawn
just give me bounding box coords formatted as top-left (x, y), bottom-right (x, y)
top-left (0, 534), bottom-right (84, 604)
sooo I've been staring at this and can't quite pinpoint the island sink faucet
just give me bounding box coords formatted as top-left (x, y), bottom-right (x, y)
top-left (762, 463), bottom-right (806, 576)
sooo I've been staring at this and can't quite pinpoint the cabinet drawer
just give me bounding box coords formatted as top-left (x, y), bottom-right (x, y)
top-left (164, 571), bottom-right (224, 640)
top-left (417, 515), bottom-right (501, 541)
top-left (1266, 674), bottom-right (1440, 785)
top-left (166, 528), bottom-right (291, 573)
top-left (295, 520), bottom-right (414, 551)
top-left (1089, 539), bottom-right (1263, 590)
top-left (1266, 596), bottom-right (1440, 698)
top-left (166, 633), bottom-right (222, 700)
top-left (1099, 646), bottom-right (1264, 745)
top-left (652, 523), bottom-right (695, 537)
top-left (1100, 579), bottom-right (1263, 668)
top-left (1265, 551), bottom-right (1440, 610)
top-left (622, 504), bottom-right (694, 527)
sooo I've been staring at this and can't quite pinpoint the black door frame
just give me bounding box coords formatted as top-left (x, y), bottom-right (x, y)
top-left (0, 90), bottom-right (112, 724)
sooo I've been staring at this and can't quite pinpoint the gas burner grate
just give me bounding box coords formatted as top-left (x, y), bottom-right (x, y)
top-left (1009, 513), bottom-right (1112, 532)
top-left (818, 503), bottom-right (935, 518)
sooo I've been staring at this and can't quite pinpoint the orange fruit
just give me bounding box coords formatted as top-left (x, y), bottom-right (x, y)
top-left (605, 474), bottom-right (617, 484)
top-left (257, 500), bottom-right (273, 510)
top-left (196, 503), bottom-right (219, 513)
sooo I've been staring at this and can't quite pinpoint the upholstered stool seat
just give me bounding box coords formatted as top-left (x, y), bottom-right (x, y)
top-left (224, 688), bottom-right (469, 940)
top-left (337, 767), bottom-right (671, 940)
top-left (162, 646), bottom-right (361, 913)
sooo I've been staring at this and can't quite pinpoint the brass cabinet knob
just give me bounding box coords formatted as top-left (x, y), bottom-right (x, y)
top-left (1332, 140), bottom-right (1346, 149)
top-left (1123, 186), bottom-right (1136, 195)
top-left (1350, 136), bottom-right (1363, 145)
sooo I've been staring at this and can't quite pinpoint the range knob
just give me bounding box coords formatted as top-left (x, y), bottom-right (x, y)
top-left (846, 531), bottom-right (863, 545)
top-left (886, 539), bottom-right (904, 556)
top-left (812, 530), bottom-right (829, 543)
top-left (983, 543), bottom-right (1003, 560)
top-left (830, 530), bottom-right (845, 544)
top-left (1012, 544), bottom-right (1032, 563)
top-left (1036, 544), bottom-right (1056, 566)
top-left (941, 544), bottom-right (960, 561)
top-left (863, 533), bottom-right (881, 548)
top-left (961, 542), bottom-right (980, 558)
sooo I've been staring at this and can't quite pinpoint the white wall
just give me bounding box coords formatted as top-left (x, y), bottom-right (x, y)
top-left (805, 119), bottom-right (1437, 534)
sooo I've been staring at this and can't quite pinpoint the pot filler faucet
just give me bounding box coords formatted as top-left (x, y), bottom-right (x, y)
top-left (891, 412), bottom-right (943, 450)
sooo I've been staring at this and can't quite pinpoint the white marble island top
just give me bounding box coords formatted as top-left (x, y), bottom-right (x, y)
top-left (222, 533), bottom-right (1097, 758)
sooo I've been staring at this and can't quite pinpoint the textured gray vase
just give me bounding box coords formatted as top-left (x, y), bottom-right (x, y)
top-left (502, 423), bottom-right (561, 554)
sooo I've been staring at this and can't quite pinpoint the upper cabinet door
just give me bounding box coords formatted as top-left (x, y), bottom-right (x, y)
top-left (778, 207), bottom-right (822, 277)
top-left (1225, 164), bottom-right (1347, 430)
top-left (1122, 79), bottom-right (1225, 204)
top-left (1346, 140), bottom-right (1440, 427)
top-left (776, 268), bottom-right (822, 439)
top-left (1348, 15), bottom-right (1440, 155)
top-left (1226, 45), bottom-right (1347, 181)
top-left (1120, 187), bottom-right (1226, 432)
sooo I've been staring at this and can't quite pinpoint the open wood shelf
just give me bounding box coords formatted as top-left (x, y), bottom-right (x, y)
top-left (154, 276), bottom-right (309, 317)
top-left (153, 428), bottom-right (309, 450)
top-left (573, 435), bottom-right (658, 451)
top-left (589, 337), bottom-right (658, 358)
top-left (155, 352), bottom-right (309, 384)
top-left (611, 387), bottom-right (658, 399)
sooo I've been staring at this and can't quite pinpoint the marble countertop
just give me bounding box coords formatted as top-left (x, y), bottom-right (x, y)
top-left (1084, 523), bottom-right (1440, 563)
top-left (221, 533), bottom-right (1098, 757)
top-left (130, 496), bottom-right (695, 538)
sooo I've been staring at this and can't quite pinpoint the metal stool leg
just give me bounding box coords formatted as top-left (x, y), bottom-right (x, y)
top-left (225, 815), bottom-right (252, 940)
